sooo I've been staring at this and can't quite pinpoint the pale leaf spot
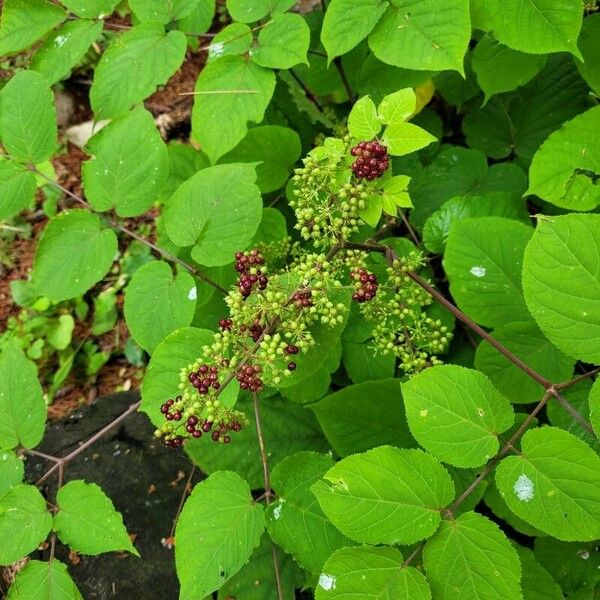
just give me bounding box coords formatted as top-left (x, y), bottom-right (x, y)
top-left (514, 474), bottom-right (534, 502)
top-left (318, 574), bottom-right (336, 591)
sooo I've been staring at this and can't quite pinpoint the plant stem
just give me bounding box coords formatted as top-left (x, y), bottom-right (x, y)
top-left (252, 393), bottom-right (285, 600)
top-left (555, 366), bottom-right (600, 390)
top-left (169, 466), bottom-right (196, 541)
top-left (289, 69), bottom-right (324, 112)
top-left (333, 57), bottom-right (355, 104)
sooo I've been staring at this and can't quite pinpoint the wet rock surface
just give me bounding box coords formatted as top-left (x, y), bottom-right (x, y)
top-left (25, 392), bottom-right (202, 600)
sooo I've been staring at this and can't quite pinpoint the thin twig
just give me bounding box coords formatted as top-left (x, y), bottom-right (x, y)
top-left (551, 390), bottom-right (595, 434)
top-left (169, 466), bottom-right (196, 541)
top-left (252, 393), bottom-right (284, 600)
top-left (178, 90), bottom-right (258, 95)
top-left (289, 69), bottom-right (324, 112)
top-left (555, 366), bottom-right (600, 390)
top-left (30, 166), bottom-right (228, 295)
top-left (333, 57), bottom-right (354, 104)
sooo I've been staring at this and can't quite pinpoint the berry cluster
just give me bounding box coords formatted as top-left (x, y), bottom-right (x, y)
top-left (350, 140), bottom-right (389, 180)
top-left (236, 363), bottom-right (264, 392)
top-left (235, 250), bottom-right (268, 297)
top-left (292, 290), bottom-right (314, 309)
top-left (351, 268), bottom-right (379, 303)
top-left (188, 363), bottom-right (221, 395)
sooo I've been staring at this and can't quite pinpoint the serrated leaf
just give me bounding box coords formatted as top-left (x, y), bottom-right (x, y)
top-left (495, 427), bottom-right (600, 541)
top-left (475, 321), bottom-right (574, 404)
top-left (482, 0), bottom-right (582, 58)
top-left (369, 0), bottom-right (470, 73)
top-left (192, 56), bottom-right (276, 163)
top-left (0, 451), bottom-right (24, 497)
top-left (129, 0), bottom-right (202, 23)
top-left (30, 19), bottom-right (103, 84)
top-left (60, 0), bottom-right (119, 18)
top-left (82, 108), bottom-right (168, 217)
top-left (471, 34), bottom-right (546, 103)
top-left (0, 0), bottom-right (66, 56)
top-left (382, 121), bottom-right (436, 156)
top-left (484, 481), bottom-right (542, 537)
top-left (266, 452), bottom-right (351, 573)
top-left (589, 379), bottom-right (600, 439)
top-left (220, 125), bottom-right (301, 193)
top-left (251, 13), bottom-right (310, 69)
top-left (402, 365), bottom-right (514, 468)
top-left (423, 511), bottom-right (522, 600)
top-left (576, 14), bottom-right (600, 95)
top-left (226, 0), bottom-right (294, 23)
top-left (444, 216), bottom-right (532, 328)
top-left (312, 446), bottom-right (454, 545)
top-left (175, 471), bottom-right (265, 598)
top-left (316, 546), bottom-right (431, 600)
top-left (124, 261), bottom-right (196, 354)
top-left (0, 160), bottom-right (36, 221)
top-left (0, 484), bottom-right (52, 566)
top-left (321, 0), bottom-right (388, 60)
top-left (90, 24), bottom-right (187, 119)
top-left (32, 209), bottom-right (118, 302)
top-left (141, 327), bottom-right (214, 427)
top-left (5, 559), bottom-right (83, 600)
top-left (378, 89), bottom-right (416, 126)
top-left (518, 546), bottom-right (564, 600)
top-left (347, 95), bottom-right (381, 140)
top-left (0, 70), bottom-right (57, 164)
top-left (527, 106), bottom-right (600, 212)
top-left (54, 480), bottom-right (138, 555)
top-left (163, 163), bottom-right (262, 267)
top-left (186, 395), bottom-right (329, 489)
top-left (309, 379), bottom-right (416, 457)
top-left (341, 340), bottom-right (395, 383)
top-left (207, 22), bottom-right (252, 61)
top-left (522, 214), bottom-right (600, 364)
top-left (0, 343), bottom-right (45, 451)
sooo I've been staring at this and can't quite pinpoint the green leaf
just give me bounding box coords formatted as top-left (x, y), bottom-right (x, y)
top-left (129, 0), bottom-right (202, 22)
top-left (382, 121), bottom-right (436, 156)
top-left (218, 534), bottom-right (298, 600)
top-left (226, 0), bottom-right (295, 23)
top-left (381, 174), bottom-right (413, 209)
top-left (251, 13), bottom-right (310, 69)
top-left (59, 0), bottom-right (119, 18)
top-left (527, 106), bottom-right (600, 212)
top-left (163, 163), bottom-right (262, 267)
top-left (47, 314), bottom-right (75, 350)
top-left (347, 95), bottom-right (381, 140)
top-left (518, 546), bottom-right (564, 600)
top-left (444, 216), bottom-right (532, 328)
top-left (309, 379), bottom-right (416, 456)
top-left (522, 214), bottom-right (600, 364)
top-left (32, 209), bottom-right (118, 302)
top-left (5, 559), bottom-right (83, 600)
top-left (409, 146), bottom-right (527, 228)
top-left (0, 160), bottom-right (36, 221)
top-left (369, 0), bottom-right (470, 73)
top-left (321, 0), bottom-right (388, 60)
top-left (482, 0), bottom-right (582, 58)
top-left (378, 88), bottom-right (416, 126)
top-left (576, 14), bottom-right (600, 95)
top-left (175, 471), bottom-right (265, 599)
top-left (471, 34), bottom-right (546, 103)
top-left (192, 56), bottom-right (276, 163)
top-left (252, 207), bottom-right (288, 245)
top-left (82, 108), bottom-right (168, 217)
top-left (401, 365), bottom-right (514, 468)
top-left (0, 343), bottom-right (45, 451)
top-left (186, 394), bottom-right (329, 489)
top-left (315, 546), bottom-right (431, 600)
top-left (423, 511), bottom-right (522, 600)
top-left (266, 452), bottom-right (352, 573)
top-left (495, 427), bottom-right (600, 541)
top-left (342, 340), bottom-right (395, 383)
top-left (90, 24), bottom-right (187, 119)
top-left (54, 480), bottom-right (138, 555)
top-left (124, 261), bottom-right (196, 354)
top-left (484, 481), bottom-right (542, 537)
top-left (422, 193), bottom-right (529, 254)
top-left (589, 379), bottom-right (600, 439)
top-left (0, 451), bottom-right (24, 497)
top-left (462, 97), bottom-right (515, 159)
top-left (30, 19), bottom-right (103, 84)
top-left (478, 321), bottom-right (576, 405)
top-left (0, 484), bottom-right (52, 566)
top-left (312, 446), bottom-right (454, 545)
top-left (220, 125), bottom-right (301, 193)
top-left (141, 327), bottom-right (213, 427)
top-left (207, 23), bottom-right (252, 61)
top-left (0, 70), bottom-right (57, 164)
top-left (0, 0), bottom-right (66, 56)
